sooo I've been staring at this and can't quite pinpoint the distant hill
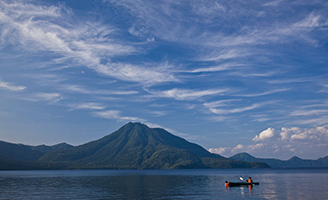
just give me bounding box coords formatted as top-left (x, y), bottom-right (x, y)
top-left (0, 140), bottom-right (73, 161)
top-left (39, 123), bottom-right (269, 169)
top-left (29, 143), bottom-right (73, 153)
top-left (0, 140), bottom-right (44, 161)
top-left (230, 152), bottom-right (328, 168)
top-left (0, 140), bottom-right (73, 170)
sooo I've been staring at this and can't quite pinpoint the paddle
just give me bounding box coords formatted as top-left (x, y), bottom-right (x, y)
top-left (240, 177), bottom-right (244, 182)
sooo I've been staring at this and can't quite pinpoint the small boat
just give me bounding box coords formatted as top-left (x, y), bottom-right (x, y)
top-left (228, 182), bottom-right (259, 187)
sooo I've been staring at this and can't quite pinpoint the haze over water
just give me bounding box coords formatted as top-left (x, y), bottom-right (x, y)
top-left (0, 168), bottom-right (327, 199)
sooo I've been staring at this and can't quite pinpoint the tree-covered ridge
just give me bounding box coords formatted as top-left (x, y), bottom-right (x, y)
top-left (1, 123), bottom-right (269, 169)
top-left (39, 123), bottom-right (269, 169)
top-left (230, 152), bottom-right (328, 168)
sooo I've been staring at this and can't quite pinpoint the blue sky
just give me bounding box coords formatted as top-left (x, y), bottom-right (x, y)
top-left (0, 0), bottom-right (328, 160)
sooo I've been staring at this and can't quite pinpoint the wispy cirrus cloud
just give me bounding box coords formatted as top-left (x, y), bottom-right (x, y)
top-left (0, 80), bottom-right (26, 91)
top-left (203, 99), bottom-right (240, 109)
top-left (206, 101), bottom-right (274, 115)
top-left (206, 12), bottom-right (328, 48)
top-left (200, 49), bottom-right (259, 62)
top-left (147, 88), bottom-right (228, 101)
top-left (281, 99), bottom-right (328, 126)
top-left (209, 104), bottom-right (261, 115)
top-left (187, 63), bottom-right (245, 73)
top-left (290, 109), bottom-right (328, 116)
top-left (93, 110), bottom-right (143, 122)
top-left (108, 0), bottom-right (328, 98)
top-left (101, 62), bottom-right (177, 85)
top-left (24, 92), bottom-right (63, 103)
top-left (111, 0), bottom-right (328, 46)
top-left (69, 103), bottom-right (106, 111)
top-left (263, 0), bottom-right (283, 7)
top-left (62, 84), bottom-right (139, 96)
top-left (238, 88), bottom-right (289, 97)
top-left (0, 1), bottom-right (176, 86)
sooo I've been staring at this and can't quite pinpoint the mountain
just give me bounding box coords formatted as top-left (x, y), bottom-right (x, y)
top-left (0, 140), bottom-right (72, 161)
top-left (0, 140), bottom-right (73, 170)
top-left (230, 153), bottom-right (328, 168)
top-left (0, 140), bottom-right (44, 161)
top-left (29, 143), bottom-right (73, 153)
top-left (317, 156), bottom-right (328, 166)
top-left (39, 122), bottom-right (269, 169)
top-left (229, 153), bottom-right (285, 168)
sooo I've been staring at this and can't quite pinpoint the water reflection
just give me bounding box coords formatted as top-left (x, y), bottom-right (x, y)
top-left (78, 175), bottom-right (218, 199)
top-left (248, 185), bottom-right (252, 196)
top-left (225, 183), bottom-right (254, 198)
top-left (0, 173), bottom-right (221, 199)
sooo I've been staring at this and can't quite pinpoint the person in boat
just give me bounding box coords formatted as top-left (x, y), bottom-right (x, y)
top-left (225, 181), bottom-right (229, 187)
top-left (248, 177), bottom-right (253, 183)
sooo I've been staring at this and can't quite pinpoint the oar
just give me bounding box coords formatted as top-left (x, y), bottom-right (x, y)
top-left (240, 177), bottom-right (244, 182)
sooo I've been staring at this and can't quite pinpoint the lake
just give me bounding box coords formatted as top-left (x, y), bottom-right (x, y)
top-left (0, 168), bottom-right (327, 199)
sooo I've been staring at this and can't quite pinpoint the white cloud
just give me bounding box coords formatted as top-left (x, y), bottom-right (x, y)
top-left (102, 62), bottom-right (177, 85)
top-left (251, 114), bottom-right (270, 122)
top-left (263, 0), bottom-right (283, 7)
top-left (23, 92), bottom-right (63, 103)
top-left (213, 125), bottom-right (328, 159)
top-left (69, 103), bottom-right (106, 111)
top-left (191, 1), bottom-right (226, 18)
top-left (35, 92), bottom-right (62, 102)
top-left (209, 115), bottom-right (229, 122)
top-left (290, 109), bottom-right (328, 116)
top-left (253, 127), bottom-right (275, 141)
top-left (209, 102), bottom-right (265, 115)
top-left (279, 126), bottom-right (328, 141)
top-left (291, 132), bottom-right (308, 140)
top-left (279, 126), bottom-right (328, 143)
top-left (0, 80), bottom-right (26, 91)
top-left (233, 144), bottom-right (244, 151)
top-left (93, 110), bottom-right (142, 122)
top-left (209, 147), bottom-right (230, 155)
top-left (294, 13), bottom-right (325, 29)
top-left (93, 110), bottom-right (120, 119)
top-left (149, 111), bottom-right (168, 117)
top-left (188, 63), bottom-right (244, 73)
top-left (293, 117), bottom-right (328, 126)
top-left (203, 99), bottom-right (239, 108)
top-left (248, 143), bottom-right (265, 151)
top-left (147, 88), bottom-right (227, 101)
top-left (239, 88), bottom-right (289, 97)
top-left (200, 48), bottom-right (261, 63)
top-left (280, 127), bottom-right (292, 140)
top-left (209, 143), bottom-right (265, 157)
top-left (63, 84), bottom-right (139, 96)
top-left (204, 100), bottom-right (277, 117)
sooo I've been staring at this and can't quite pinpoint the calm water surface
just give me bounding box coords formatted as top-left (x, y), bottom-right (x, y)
top-left (0, 168), bottom-right (327, 199)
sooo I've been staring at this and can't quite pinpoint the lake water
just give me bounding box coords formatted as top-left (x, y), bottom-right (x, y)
top-left (0, 168), bottom-right (327, 199)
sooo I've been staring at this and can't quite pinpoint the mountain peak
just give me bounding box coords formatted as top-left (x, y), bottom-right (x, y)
top-left (229, 152), bottom-right (257, 161)
top-left (124, 122), bottom-right (147, 128)
top-left (288, 156), bottom-right (302, 161)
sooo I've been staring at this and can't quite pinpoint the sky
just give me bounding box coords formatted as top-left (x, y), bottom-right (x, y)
top-left (0, 0), bottom-right (328, 160)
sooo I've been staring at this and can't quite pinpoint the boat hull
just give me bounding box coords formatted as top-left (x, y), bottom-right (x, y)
top-left (228, 182), bottom-right (259, 186)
